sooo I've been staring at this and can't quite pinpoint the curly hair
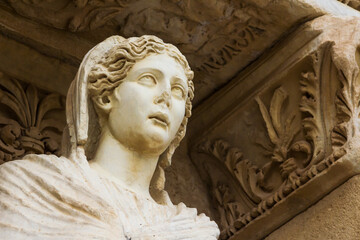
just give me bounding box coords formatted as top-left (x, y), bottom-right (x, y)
top-left (86, 35), bottom-right (194, 204)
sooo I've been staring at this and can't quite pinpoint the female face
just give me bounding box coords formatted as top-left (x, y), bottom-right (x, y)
top-left (106, 53), bottom-right (188, 156)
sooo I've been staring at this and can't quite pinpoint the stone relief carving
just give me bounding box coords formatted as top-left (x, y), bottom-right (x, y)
top-left (196, 139), bottom-right (256, 239)
top-left (2, 2), bottom-right (360, 239)
top-left (4, 0), bottom-right (267, 73)
top-left (0, 35), bottom-right (219, 239)
top-left (191, 41), bottom-right (357, 239)
top-left (0, 72), bottom-right (65, 163)
top-left (255, 87), bottom-right (309, 188)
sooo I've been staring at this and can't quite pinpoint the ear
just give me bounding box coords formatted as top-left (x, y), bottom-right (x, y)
top-left (92, 92), bottom-right (114, 114)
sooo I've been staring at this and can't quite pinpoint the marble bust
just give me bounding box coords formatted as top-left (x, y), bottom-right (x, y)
top-left (0, 35), bottom-right (219, 239)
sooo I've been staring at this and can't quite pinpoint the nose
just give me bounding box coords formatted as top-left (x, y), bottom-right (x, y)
top-left (154, 90), bottom-right (171, 108)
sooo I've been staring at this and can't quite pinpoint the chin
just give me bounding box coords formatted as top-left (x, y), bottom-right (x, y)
top-left (144, 131), bottom-right (171, 152)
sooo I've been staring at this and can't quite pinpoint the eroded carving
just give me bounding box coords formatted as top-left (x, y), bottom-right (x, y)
top-left (0, 35), bottom-right (219, 239)
top-left (0, 73), bottom-right (65, 163)
top-left (192, 42), bottom-right (355, 239)
top-left (198, 139), bottom-right (255, 239)
top-left (5, 0), bottom-right (267, 73)
top-left (256, 87), bottom-right (310, 187)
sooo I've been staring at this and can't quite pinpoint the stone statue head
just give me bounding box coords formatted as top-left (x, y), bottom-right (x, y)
top-left (63, 35), bottom-right (194, 204)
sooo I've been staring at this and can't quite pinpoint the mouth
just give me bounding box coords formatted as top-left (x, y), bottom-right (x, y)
top-left (148, 112), bottom-right (170, 128)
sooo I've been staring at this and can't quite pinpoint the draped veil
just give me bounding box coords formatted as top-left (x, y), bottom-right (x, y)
top-left (61, 35), bottom-right (194, 205)
top-left (0, 35), bottom-right (219, 240)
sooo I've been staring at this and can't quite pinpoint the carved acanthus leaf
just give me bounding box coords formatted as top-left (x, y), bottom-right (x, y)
top-left (256, 87), bottom-right (311, 184)
top-left (331, 48), bottom-right (360, 151)
top-left (0, 73), bottom-right (65, 163)
top-left (193, 43), bottom-right (357, 239)
top-left (197, 139), bottom-right (258, 239)
top-left (299, 50), bottom-right (326, 166)
top-left (199, 140), bottom-right (262, 203)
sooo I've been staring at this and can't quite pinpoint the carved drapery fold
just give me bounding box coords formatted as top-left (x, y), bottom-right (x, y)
top-left (0, 72), bottom-right (65, 163)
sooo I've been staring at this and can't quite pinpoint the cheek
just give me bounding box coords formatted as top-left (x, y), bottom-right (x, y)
top-left (170, 101), bottom-right (186, 134)
top-left (117, 85), bottom-right (151, 116)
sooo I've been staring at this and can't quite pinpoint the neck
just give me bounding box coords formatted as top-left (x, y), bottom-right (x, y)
top-left (90, 126), bottom-right (159, 200)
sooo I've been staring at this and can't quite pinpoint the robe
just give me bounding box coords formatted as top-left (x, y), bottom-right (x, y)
top-left (0, 154), bottom-right (219, 239)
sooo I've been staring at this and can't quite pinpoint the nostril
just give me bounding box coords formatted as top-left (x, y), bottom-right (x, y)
top-left (154, 91), bottom-right (171, 108)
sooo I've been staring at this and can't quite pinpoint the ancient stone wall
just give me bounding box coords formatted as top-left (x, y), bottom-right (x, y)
top-left (2, 0), bottom-right (360, 239)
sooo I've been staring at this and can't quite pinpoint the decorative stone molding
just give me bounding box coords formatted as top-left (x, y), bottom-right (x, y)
top-left (338, 0), bottom-right (360, 10)
top-left (4, 0), bottom-right (268, 74)
top-left (0, 72), bottom-right (65, 163)
top-left (3, 0), bottom-right (359, 106)
top-left (2, 1), bottom-right (360, 239)
top-left (190, 15), bottom-right (360, 239)
top-left (0, 32), bottom-right (78, 96)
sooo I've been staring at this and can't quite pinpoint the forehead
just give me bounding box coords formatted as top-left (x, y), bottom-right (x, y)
top-left (129, 53), bottom-right (188, 82)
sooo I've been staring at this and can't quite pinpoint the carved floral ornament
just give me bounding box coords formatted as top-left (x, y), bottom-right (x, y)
top-left (0, 72), bottom-right (65, 163)
top-left (4, 0), bottom-right (266, 73)
top-left (191, 41), bottom-right (360, 239)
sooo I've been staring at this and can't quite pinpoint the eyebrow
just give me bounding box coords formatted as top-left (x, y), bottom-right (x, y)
top-left (131, 67), bottom-right (188, 87)
top-left (131, 68), bottom-right (164, 78)
top-left (172, 77), bottom-right (188, 89)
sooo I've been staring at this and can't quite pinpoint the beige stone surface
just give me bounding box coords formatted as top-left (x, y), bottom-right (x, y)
top-left (2, 0), bottom-right (359, 105)
top-left (266, 175), bottom-right (360, 240)
top-left (3, 1), bottom-right (360, 239)
top-left (0, 35), bottom-right (219, 239)
top-left (0, 34), bottom-right (77, 96)
top-left (188, 14), bottom-right (360, 239)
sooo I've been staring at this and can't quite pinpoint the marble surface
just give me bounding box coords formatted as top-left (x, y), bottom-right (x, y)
top-left (0, 35), bottom-right (219, 239)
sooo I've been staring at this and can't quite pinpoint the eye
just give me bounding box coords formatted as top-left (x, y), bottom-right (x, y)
top-left (138, 74), bottom-right (157, 86)
top-left (171, 85), bottom-right (186, 99)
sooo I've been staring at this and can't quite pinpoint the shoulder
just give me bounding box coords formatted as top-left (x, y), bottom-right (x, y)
top-left (0, 154), bottom-right (84, 206)
top-left (0, 154), bottom-right (64, 181)
top-left (0, 154), bottom-right (120, 239)
top-left (0, 154), bottom-right (82, 179)
top-left (1, 153), bottom-right (68, 170)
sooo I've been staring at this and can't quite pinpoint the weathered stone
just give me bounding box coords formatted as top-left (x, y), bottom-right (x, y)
top-left (2, 0), bottom-right (360, 239)
top-left (190, 14), bottom-right (360, 239)
top-left (0, 72), bottom-right (65, 163)
top-left (266, 175), bottom-right (360, 240)
top-left (0, 35), bottom-right (219, 239)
